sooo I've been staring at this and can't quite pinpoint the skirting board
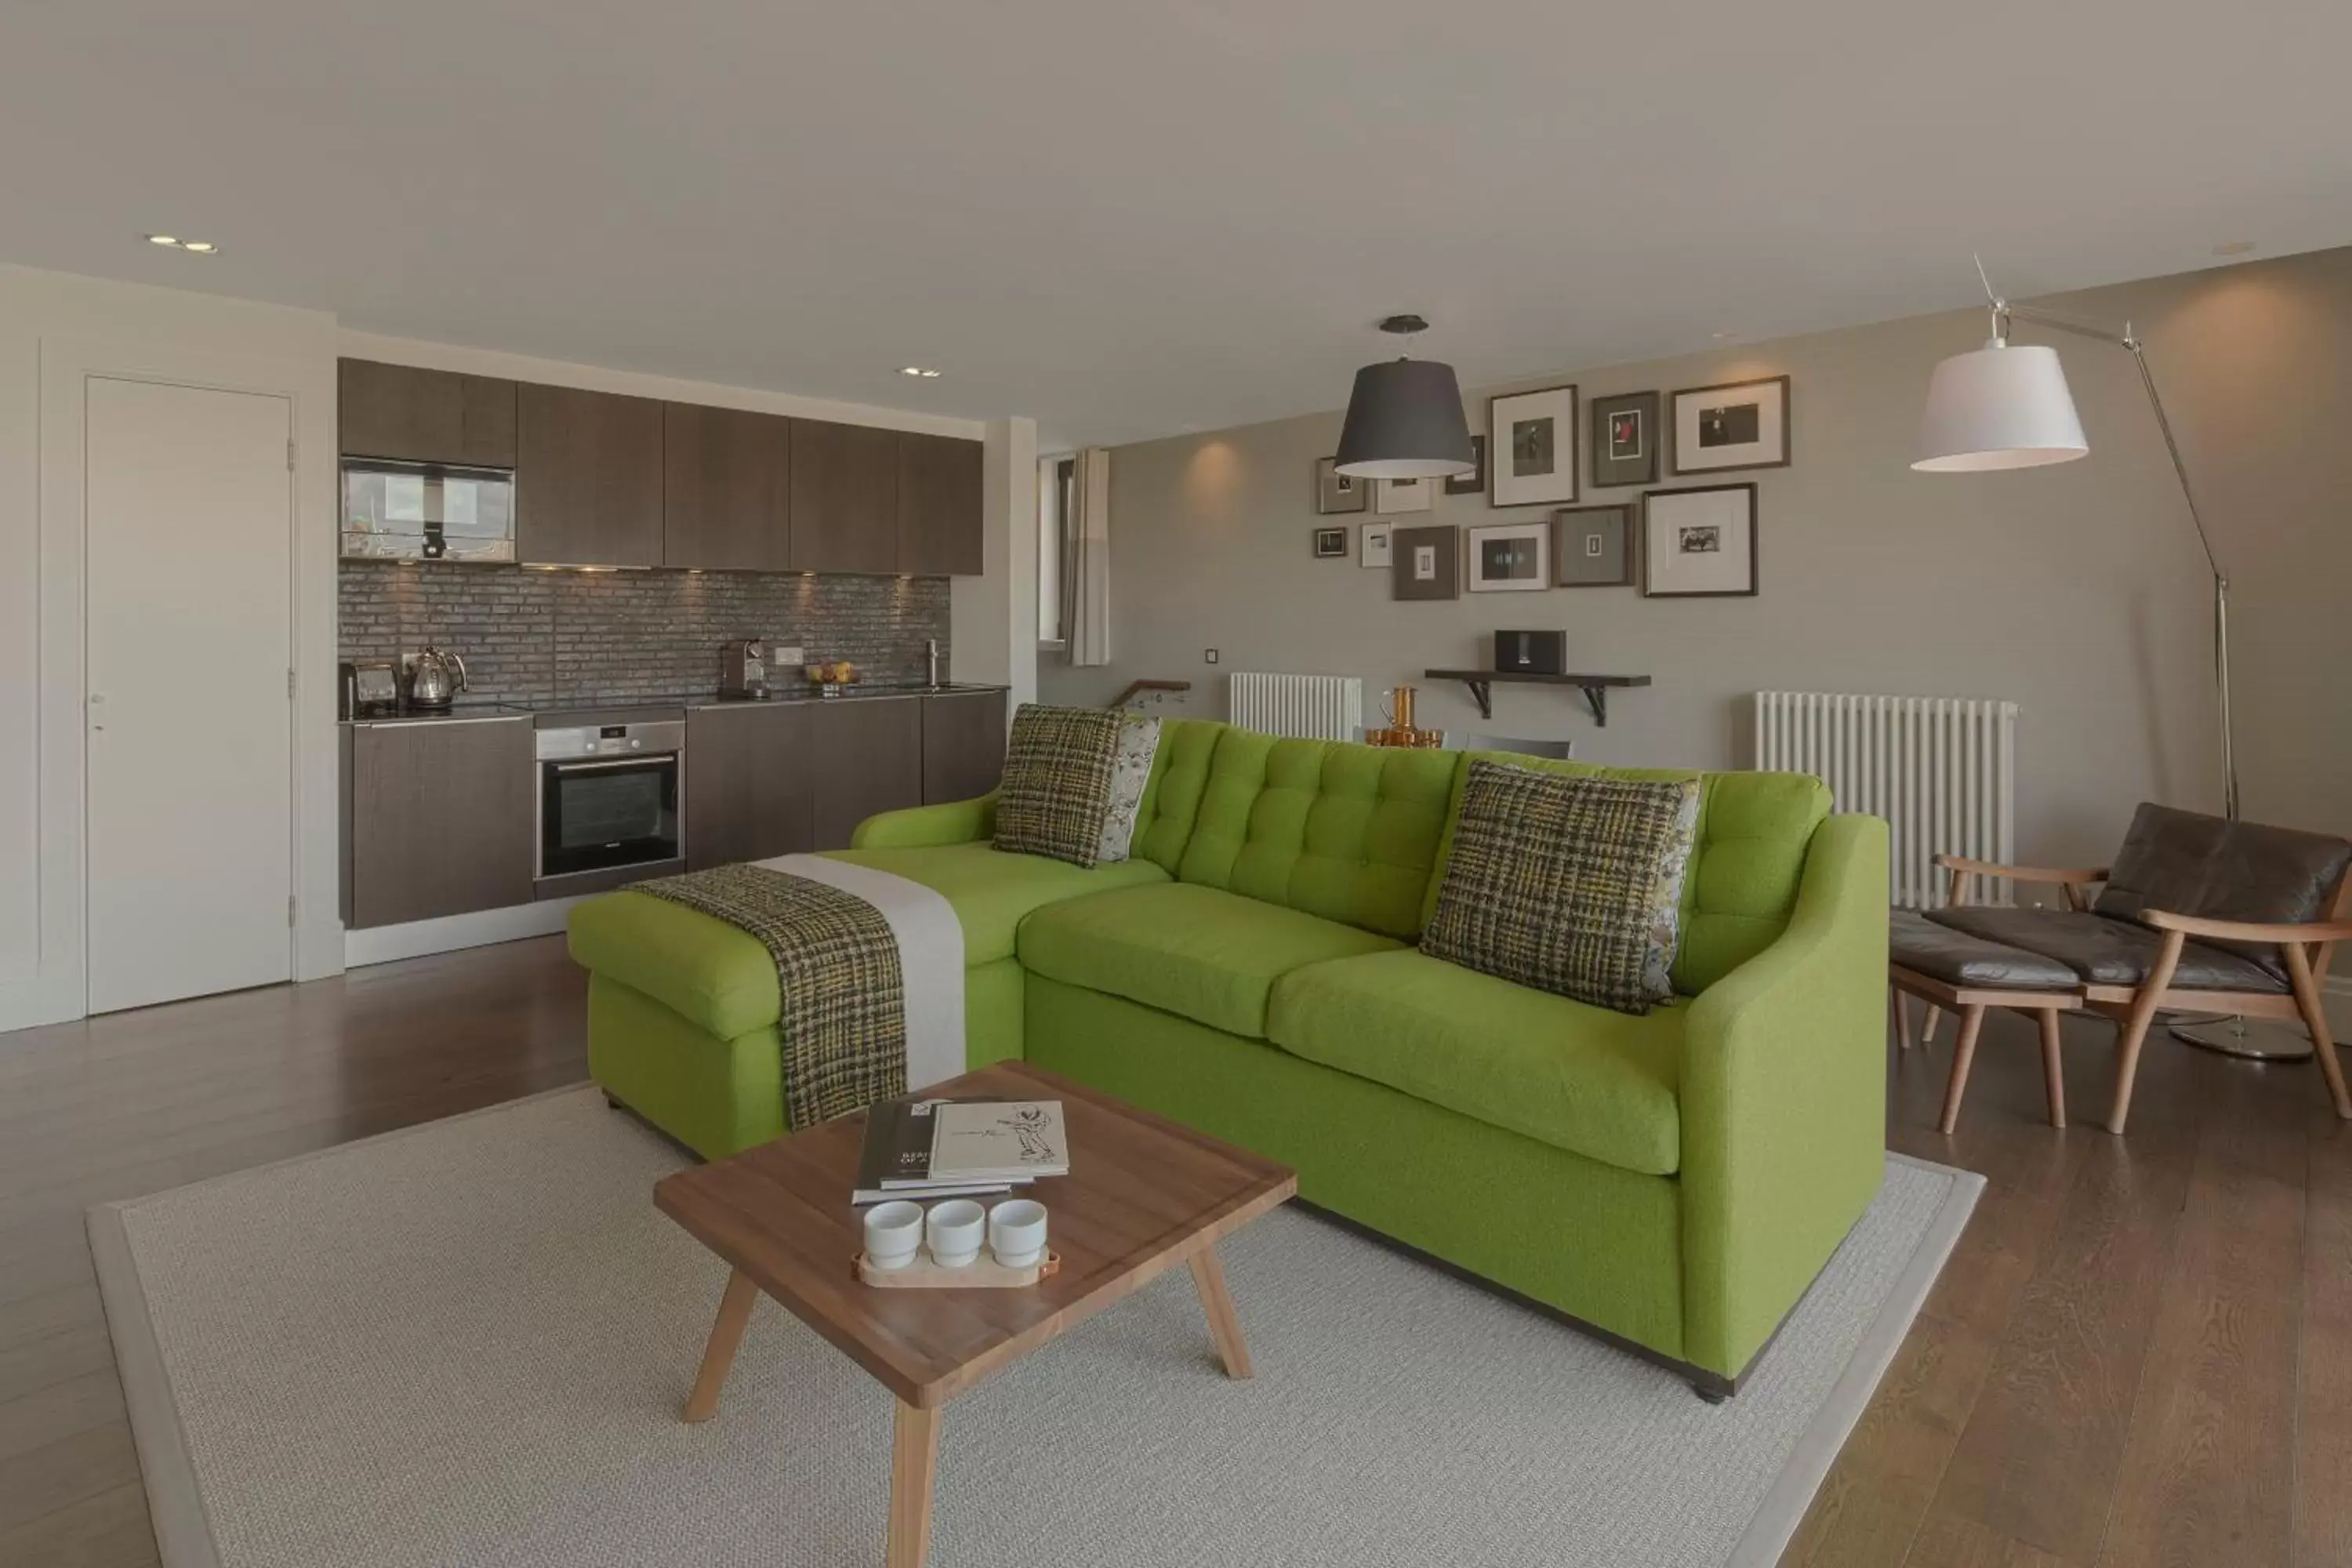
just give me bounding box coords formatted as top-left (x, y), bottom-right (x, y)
top-left (343, 897), bottom-right (585, 969)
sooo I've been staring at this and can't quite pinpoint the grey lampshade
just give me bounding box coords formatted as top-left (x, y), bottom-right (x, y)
top-left (1334, 358), bottom-right (1475, 479)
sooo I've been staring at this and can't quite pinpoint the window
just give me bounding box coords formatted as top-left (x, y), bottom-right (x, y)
top-left (1037, 455), bottom-right (1075, 646)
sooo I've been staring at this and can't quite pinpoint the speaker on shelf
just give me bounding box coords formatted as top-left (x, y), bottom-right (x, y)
top-left (1494, 630), bottom-right (1564, 675)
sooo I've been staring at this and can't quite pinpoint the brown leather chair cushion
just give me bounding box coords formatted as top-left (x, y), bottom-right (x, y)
top-left (2093, 803), bottom-right (2352, 984)
top-left (1889, 910), bottom-right (2077, 989)
top-left (1926, 905), bottom-right (2288, 994)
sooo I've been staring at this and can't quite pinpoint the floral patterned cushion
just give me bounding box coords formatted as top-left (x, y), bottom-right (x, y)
top-left (1094, 715), bottom-right (1163, 864)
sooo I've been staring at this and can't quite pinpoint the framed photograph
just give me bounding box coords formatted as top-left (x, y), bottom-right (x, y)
top-left (1552, 504), bottom-right (1634, 586)
top-left (1312, 526), bottom-right (1348, 559)
top-left (1316, 456), bottom-right (1369, 515)
top-left (1671, 375), bottom-right (1790, 475)
top-left (1374, 474), bottom-right (1434, 514)
top-left (1642, 485), bottom-right (1759, 597)
top-left (1588, 390), bottom-right (1660, 488)
top-left (1390, 524), bottom-right (1459, 601)
top-left (1444, 434), bottom-right (1487, 495)
top-left (1489, 384), bottom-right (1579, 507)
top-left (1359, 521), bottom-right (1393, 571)
top-left (1467, 521), bottom-right (1550, 592)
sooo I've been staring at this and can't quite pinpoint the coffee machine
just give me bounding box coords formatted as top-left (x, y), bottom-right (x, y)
top-left (718, 638), bottom-right (771, 699)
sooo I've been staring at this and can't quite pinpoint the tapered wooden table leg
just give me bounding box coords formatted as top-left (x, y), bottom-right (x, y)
top-left (681, 1268), bottom-right (760, 1423)
top-left (1189, 1246), bottom-right (1253, 1380)
top-left (2038, 1008), bottom-right (2067, 1129)
top-left (1936, 1005), bottom-right (1986, 1135)
top-left (887, 1401), bottom-right (942, 1568)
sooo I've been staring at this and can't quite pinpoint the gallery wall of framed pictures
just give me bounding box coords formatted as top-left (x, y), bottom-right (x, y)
top-left (1308, 369), bottom-right (1790, 605)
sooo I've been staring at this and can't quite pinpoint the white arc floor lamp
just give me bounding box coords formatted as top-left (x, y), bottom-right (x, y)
top-left (1913, 260), bottom-right (2308, 1063)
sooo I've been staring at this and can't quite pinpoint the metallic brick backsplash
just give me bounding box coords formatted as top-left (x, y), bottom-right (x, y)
top-left (339, 562), bottom-right (953, 706)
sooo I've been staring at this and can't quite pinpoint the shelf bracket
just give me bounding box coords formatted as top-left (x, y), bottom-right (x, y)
top-left (1580, 683), bottom-right (1610, 728)
top-left (1462, 678), bottom-right (1494, 722)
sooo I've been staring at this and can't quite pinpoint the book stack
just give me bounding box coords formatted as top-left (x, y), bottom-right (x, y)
top-left (854, 1098), bottom-right (1070, 1205)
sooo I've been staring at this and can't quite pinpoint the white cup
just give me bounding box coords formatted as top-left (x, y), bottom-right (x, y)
top-left (863, 1201), bottom-right (925, 1271)
top-left (925, 1199), bottom-right (985, 1269)
top-left (988, 1198), bottom-right (1048, 1269)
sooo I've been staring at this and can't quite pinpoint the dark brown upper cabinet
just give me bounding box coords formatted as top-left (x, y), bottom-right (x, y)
top-left (789, 419), bottom-right (900, 574)
top-left (896, 431), bottom-right (985, 576)
top-left (662, 404), bottom-right (792, 572)
top-left (339, 359), bottom-right (517, 468)
top-left (516, 384), bottom-right (665, 567)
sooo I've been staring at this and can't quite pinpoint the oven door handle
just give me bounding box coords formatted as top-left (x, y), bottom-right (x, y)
top-left (548, 755), bottom-right (676, 775)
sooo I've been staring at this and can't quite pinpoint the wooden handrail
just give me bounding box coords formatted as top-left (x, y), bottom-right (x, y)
top-left (2140, 909), bottom-right (2352, 946)
top-left (1111, 679), bottom-right (1192, 708)
top-left (1933, 854), bottom-right (2109, 887)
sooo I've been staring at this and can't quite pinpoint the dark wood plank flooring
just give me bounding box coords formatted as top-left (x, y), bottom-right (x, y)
top-left (0, 940), bottom-right (2342, 1566)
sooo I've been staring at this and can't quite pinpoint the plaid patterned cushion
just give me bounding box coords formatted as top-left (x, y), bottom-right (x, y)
top-left (993, 703), bottom-right (1125, 868)
top-left (1421, 761), bottom-right (1700, 1014)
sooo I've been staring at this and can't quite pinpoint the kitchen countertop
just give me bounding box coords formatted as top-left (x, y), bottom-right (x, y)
top-left (343, 684), bottom-right (1007, 728)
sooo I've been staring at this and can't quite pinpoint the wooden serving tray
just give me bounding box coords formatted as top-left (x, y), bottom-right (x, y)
top-left (856, 1250), bottom-right (1062, 1289)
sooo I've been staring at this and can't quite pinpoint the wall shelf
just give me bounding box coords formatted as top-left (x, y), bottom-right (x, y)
top-left (1422, 670), bottom-right (1653, 728)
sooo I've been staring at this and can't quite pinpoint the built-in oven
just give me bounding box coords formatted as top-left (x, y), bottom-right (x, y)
top-left (535, 720), bottom-right (685, 886)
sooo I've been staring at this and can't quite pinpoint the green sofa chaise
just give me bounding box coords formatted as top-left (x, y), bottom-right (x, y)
top-left (568, 719), bottom-right (1889, 1394)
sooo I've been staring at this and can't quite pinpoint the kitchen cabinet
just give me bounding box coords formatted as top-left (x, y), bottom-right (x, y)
top-left (517, 383), bottom-right (665, 566)
top-left (896, 432), bottom-right (985, 575)
top-left (811, 698), bottom-right (924, 849)
top-left (662, 403), bottom-right (793, 572)
top-left (789, 419), bottom-right (899, 574)
top-left (684, 703), bottom-right (816, 869)
top-left (339, 359), bottom-right (518, 468)
top-left (342, 717), bottom-right (535, 929)
top-left (921, 689), bottom-right (1007, 804)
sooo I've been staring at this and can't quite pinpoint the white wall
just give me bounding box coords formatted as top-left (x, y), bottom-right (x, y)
top-left (952, 418), bottom-right (1040, 710)
top-left (0, 263), bottom-right (341, 1031)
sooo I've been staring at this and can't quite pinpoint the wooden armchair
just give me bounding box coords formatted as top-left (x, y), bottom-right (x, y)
top-left (1919, 804), bottom-right (2352, 1134)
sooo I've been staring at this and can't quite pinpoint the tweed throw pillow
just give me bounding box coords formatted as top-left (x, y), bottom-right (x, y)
top-left (1094, 714), bottom-right (1163, 864)
top-left (1421, 761), bottom-right (1700, 1014)
top-left (993, 703), bottom-right (1125, 868)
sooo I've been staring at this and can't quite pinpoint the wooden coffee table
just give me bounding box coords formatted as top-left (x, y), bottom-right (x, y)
top-left (653, 1060), bottom-right (1297, 1568)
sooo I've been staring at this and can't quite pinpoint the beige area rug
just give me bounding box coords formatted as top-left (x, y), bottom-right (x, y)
top-left (92, 1086), bottom-right (1978, 1568)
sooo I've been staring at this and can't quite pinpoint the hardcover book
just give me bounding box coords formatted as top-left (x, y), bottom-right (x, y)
top-left (924, 1100), bottom-right (1069, 1183)
top-left (853, 1098), bottom-right (1015, 1205)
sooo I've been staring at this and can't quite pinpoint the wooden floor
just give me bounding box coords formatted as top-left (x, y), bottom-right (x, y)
top-left (0, 939), bottom-right (2343, 1566)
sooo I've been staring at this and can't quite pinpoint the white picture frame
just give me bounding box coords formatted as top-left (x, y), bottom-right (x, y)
top-left (1374, 475), bottom-right (1433, 514)
top-left (1489, 383), bottom-right (1580, 507)
top-left (1466, 521), bottom-right (1551, 592)
top-left (1671, 376), bottom-right (1790, 474)
top-left (1641, 485), bottom-right (1758, 597)
top-left (1359, 521), bottom-right (1393, 570)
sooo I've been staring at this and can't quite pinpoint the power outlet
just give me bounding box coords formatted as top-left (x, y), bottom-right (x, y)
top-left (1203, 648), bottom-right (1220, 665)
top-left (769, 644), bottom-right (804, 668)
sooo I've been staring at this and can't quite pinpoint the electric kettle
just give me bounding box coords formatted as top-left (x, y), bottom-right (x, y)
top-left (405, 647), bottom-right (470, 710)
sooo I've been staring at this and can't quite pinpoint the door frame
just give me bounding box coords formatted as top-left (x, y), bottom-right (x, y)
top-left (10, 334), bottom-right (341, 1032)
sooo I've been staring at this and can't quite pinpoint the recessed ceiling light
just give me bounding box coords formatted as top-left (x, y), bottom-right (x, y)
top-left (180, 240), bottom-right (219, 254)
top-left (1711, 330), bottom-right (1740, 340)
top-left (147, 234), bottom-right (180, 247)
top-left (145, 234), bottom-right (219, 255)
top-left (2212, 240), bottom-right (2257, 256)
top-left (898, 366), bottom-right (943, 379)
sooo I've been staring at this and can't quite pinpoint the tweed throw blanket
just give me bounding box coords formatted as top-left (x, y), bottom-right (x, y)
top-left (633, 863), bottom-right (909, 1130)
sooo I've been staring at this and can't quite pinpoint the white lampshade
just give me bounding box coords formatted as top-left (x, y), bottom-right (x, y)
top-left (1912, 341), bottom-right (2089, 472)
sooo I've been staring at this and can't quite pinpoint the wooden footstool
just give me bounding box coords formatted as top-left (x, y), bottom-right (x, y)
top-left (653, 1060), bottom-right (1297, 1568)
top-left (1889, 910), bottom-right (2083, 1134)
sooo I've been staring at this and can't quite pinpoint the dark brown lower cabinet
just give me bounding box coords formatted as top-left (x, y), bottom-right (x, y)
top-left (921, 691), bottom-right (1007, 804)
top-left (811, 698), bottom-right (924, 850)
top-left (343, 717), bottom-right (535, 929)
top-left (684, 704), bottom-right (817, 870)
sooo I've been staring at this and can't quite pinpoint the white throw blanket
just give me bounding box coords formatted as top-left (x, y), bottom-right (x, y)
top-left (753, 854), bottom-right (967, 1094)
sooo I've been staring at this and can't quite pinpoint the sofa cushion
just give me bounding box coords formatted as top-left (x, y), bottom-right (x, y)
top-left (1423, 757), bottom-right (1830, 996)
top-left (1889, 909), bottom-right (2077, 989)
top-left (1421, 762), bottom-right (1700, 1014)
top-left (1017, 883), bottom-right (1402, 1038)
top-left (2094, 802), bottom-right (2352, 985)
top-left (1096, 713), bottom-right (1163, 862)
top-left (1267, 949), bottom-right (1683, 1176)
top-left (993, 703), bottom-right (1123, 867)
top-left (1130, 718), bottom-right (1223, 875)
top-left (1926, 905), bottom-right (2287, 993)
top-left (571, 846), bottom-right (1167, 1038)
top-left (1175, 729), bottom-right (1459, 938)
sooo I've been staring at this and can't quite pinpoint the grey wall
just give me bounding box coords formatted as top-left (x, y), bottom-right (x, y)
top-left (339, 563), bottom-right (949, 706)
top-left (1041, 247), bottom-right (2352, 864)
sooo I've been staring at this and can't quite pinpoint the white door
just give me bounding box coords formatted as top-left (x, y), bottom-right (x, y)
top-left (85, 376), bottom-right (295, 1013)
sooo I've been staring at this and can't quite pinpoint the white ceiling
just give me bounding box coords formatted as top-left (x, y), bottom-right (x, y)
top-left (4, 0), bottom-right (2348, 448)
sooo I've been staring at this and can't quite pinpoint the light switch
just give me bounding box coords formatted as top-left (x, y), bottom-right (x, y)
top-left (1203, 648), bottom-right (1219, 665)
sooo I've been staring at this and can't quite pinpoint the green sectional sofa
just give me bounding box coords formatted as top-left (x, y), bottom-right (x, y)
top-left (568, 718), bottom-right (1889, 1393)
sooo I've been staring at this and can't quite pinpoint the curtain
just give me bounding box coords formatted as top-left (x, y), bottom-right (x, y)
top-left (1064, 446), bottom-right (1112, 667)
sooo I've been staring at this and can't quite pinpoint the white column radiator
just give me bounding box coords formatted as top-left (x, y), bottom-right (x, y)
top-left (1753, 691), bottom-right (2019, 909)
top-left (1228, 673), bottom-right (1363, 742)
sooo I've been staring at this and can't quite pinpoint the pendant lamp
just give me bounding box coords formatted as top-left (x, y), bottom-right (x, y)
top-left (1334, 315), bottom-right (1475, 479)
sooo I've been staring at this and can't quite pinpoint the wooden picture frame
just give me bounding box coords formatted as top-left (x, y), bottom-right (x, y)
top-left (1316, 456), bottom-right (1370, 514)
top-left (1588, 390), bottom-right (1660, 488)
top-left (1312, 526), bottom-right (1348, 559)
top-left (1642, 485), bottom-right (1758, 597)
top-left (1553, 504), bottom-right (1634, 586)
top-left (1390, 524), bottom-right (1460, 601)
top-left (1488, 384), bottom-right (1579, 506)
top-left (1359, 521), bottom-right (1393, 570)
top-left (1670, 375), bottom-right (1790, 475)
top-left (1466, 521), bottom-right (1550, 592)
top-left (1445, 434), bottom-right (1487, 495)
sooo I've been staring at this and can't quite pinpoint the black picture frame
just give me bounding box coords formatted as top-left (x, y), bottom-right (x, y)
top-left (1640, 485), bottom-right (1759, 598)
top-left (1316, 456), bottom-right (1370, 514)
top-left (1312, 526), bottom-right (1348, 559)
top-left (1552, 504), bottom-right (1635, 587)
top-left (1588, 391), bottom-right (1660, 488)
top-left (1668, 376), bottom-right (1791, 476)
top-left (1444, 434), bottom-right (1486, 495)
